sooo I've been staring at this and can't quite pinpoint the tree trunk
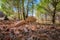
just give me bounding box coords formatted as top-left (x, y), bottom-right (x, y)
top-left (20, 0), bottom-right (22, 20)
top-left (26, 0), bottom-right (29, 18)
top-left (4, 15), bottom-right (9, 20)
top-left (52, 6), bottom-right (56, 24)
top-left (18, 8), bottom-right (20, 20)
top-left (32, 0), bottom-right (34, 16)
top-left (17, 1), bottom-right (20, 20)
top-left (22, 0), bottom-right (25, 20)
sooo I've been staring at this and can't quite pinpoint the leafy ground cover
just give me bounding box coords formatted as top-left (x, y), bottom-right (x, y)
top-left (0, 20), bottom-right (60, 40)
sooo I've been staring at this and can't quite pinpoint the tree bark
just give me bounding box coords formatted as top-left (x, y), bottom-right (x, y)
top-left (17, 1), bottom-right (20, 20)
top-left (52, 6), bottom-right (56, 24)
top-left (22, 0), bottom-right (25, 20)
top-left (26, 0), bottom-right (29, 18)
top-left (32, 0), bottom-right (34, 16)
top-left (18, 7), bottom-right (20, 20)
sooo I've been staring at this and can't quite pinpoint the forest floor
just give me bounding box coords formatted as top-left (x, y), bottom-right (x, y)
top-left (0, 20), bottom-right (60, 40)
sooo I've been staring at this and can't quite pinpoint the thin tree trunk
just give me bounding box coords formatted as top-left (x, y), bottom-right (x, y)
top-left (19, 0), bottom-right (22, 20)
top-left (52, 0), bottom-right (59, 24)
top-left (22, 0), bottom-right (25, 20)
top-left (26, 0), bottom-right (29, 18)
top-left (17, 1), bottom-right (20, 20)
top-left (32, 0), bottom-right (34, 16)
top-left (52, 6), bottom-right (56, 24)
top-left (18, 8), bottom-right (20, 20)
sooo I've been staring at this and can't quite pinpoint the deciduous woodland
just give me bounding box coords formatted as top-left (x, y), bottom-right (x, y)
top-left (0, 0), bottom-right (60, 40)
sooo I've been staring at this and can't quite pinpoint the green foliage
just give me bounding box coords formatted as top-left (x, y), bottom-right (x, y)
top-left (0, 0), bottom-right (14, 16)
top-left (36, 0), bottom-right (60, 15)
top-left (0, 0), bottom-right (60, 21)
top-left (36, 0), bottom-right (60, 24)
